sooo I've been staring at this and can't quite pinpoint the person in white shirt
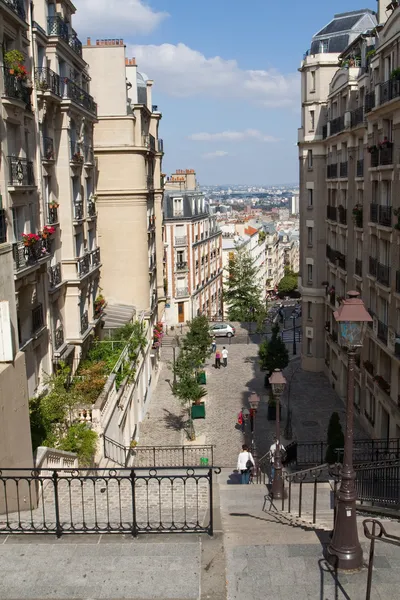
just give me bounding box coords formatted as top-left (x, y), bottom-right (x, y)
top-left (237, 444), bottom-right (255, 484)
top-left (222, 346), bottom-right (228, 367)
top-left (269, 438), bottom-right (285, 482)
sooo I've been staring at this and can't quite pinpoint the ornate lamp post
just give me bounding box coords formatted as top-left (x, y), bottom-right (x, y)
top-left (327, 291), bottom-right (372, 571)
top-left (249, 392), bottom-right (260, 467)
top-left (269, 369), bottom-right (287, 499)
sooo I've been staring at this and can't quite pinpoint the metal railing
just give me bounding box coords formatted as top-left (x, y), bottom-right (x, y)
top-left (326, 205), bottom-right (337, 221)
top-left (377, 319), bottom-right (388, 344)
top-left (77, 254), bottom-right (90, 278)
top-left (351, 106), bottom-right (364, 127)
top-left (32, 304), bottom-right (44, 334)
top-left (47, 17), bottom-right (82, 57)
top-left (13, 240), bottom-right (49, 271)
top-left (2, 67), bottom-right (31, 105)
top-left (370, 147), bottom-right (379, 167)
top-left (327, 163), bottom-right (338, 178)
top-left (364, 520), bottom-right (400, 600)
top-left (369, 256), bottom-right (378, 277)
top-left (54, 324), bottom-right (64, 350)
top-left (73, 201), bottom-right (84, 221)
top-left (63, 79), bottom-right (97, 116)
top-left (87, 200), bottom-right (96, 217)
top-left (91, 247), bottom-right (100, 267)
top-left (370, 203), bottom-right (378, 223)
top-left (356, 460), bottom-right (400, 508)
top-left (379, 78), bottom-right (400, 106)
top-left (70, 140), bottom-right (83, 163)
top-left (338, 206), bottom-right (347, 225)
top-left (47, 204), bottom-right (58, 224)
top-left (176, 261), bottom-right (188, 271)
top-left (104, 437), bottom-right (214, 468)
top-left (83, 145), bottom-right (94, 164)
top-left (337, 252), bottom-right (346, 270)
top-left (378, 205), bottom-right (392, 227)
top-left (357, 159), bottom-right (364, 177)
top-left (326, 244), bottom-right (337, 264)
top-left (0, 467), bottom-right (218, 537)
top-left (3, 0), bottom-right (26, 20)
top-left (7, 156), bottom-right (35, 186)
top-left (80, 310), bottom-right (89, 335)
top-left (380, 145), bottom-right (393, 165)
top-left (34, 67), bottom-right (61, 96)
top-left (48, 263), bottom-right (62, 288)
top-left (365, 90), bottom-right (375, 113)
top-left (339, 161), bottom-right (348, 178)
top-left (329, 115), bottom-right (345, 135)
top-left (42, 136), bottom-right (55, 161)
top-left (377, 263), bottom-right (390, 287)
top-left (68, 30), bottom-right (83, 57)
top-left (355, 258), bottom-right (362, 277)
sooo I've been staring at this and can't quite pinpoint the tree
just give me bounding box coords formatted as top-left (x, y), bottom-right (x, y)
top-left (223, 245), bottom-right (264, 322)
top-left (325, 412), bottom-right (345, 464)
top-left (259, 324), bottom-right (289, 375)
top-left (182, 315), bottom-right (211, 365)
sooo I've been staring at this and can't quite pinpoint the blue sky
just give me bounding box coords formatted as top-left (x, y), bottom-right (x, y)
top-left (74, 0), bottom-right (377, 185)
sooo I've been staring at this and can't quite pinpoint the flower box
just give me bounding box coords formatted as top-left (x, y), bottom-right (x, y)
top-left (191, 402), bottom-right (206, 419)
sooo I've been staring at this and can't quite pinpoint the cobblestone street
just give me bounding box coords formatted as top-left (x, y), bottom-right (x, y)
top-left (140, 339), bottom-right (368, 467)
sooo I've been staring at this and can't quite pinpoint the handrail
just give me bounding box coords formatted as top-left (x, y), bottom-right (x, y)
top-left (364, 519), bottom-right (400, 600)
top-left (285, 462), bottom-right (330, 481)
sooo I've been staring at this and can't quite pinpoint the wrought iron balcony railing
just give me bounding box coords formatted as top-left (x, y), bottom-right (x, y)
top-left (158, 139), bottom-right (164, 152)
top-left (32, 304), bottom-right (44, 334)
top-left (8, 156), bottom-right (35, 186)
top-left (380, 145), bottom-right (393, 165)
top-left (176, 261), bottom-right (188, 271)
top-left (147, 174), bottom-right (154, 188)
top-left (34, 67), bottom-right (61, 96)
top-left (370, 147), bottom-right (379, 167)
top-left (54, 324), bottom-right (64, 350)
top-left (355, 258), bottom-right (362, 278)
top-left (68, 30), bottom-right (83, 57)
top-left (365, 90), bottom-right (375, 113)
top-left (47, 204), bottom-right (58, 224)
top-left (2, 67), bottom-right (31, 106)
top-left (350, 106), bottom-right (364, 127)
top-left (377, 263), bottom-right (391, 287)
top-left (70, 140), bottom-right (83, 163)
top-left (87, 200), bottom-right (96, 217)
top-left (77, 254), bottom-right (90, 278)
top-left (329, 115), bottom-right (345, 135)
top-left (91, 248), bottom-right (100, 267)
top-left (337, 252), bottom-right (346, 271)
top-left (338, 206), bottom-right (347, 225)
top-left (369, 256), bottom-right (378, 277)
top-left (73, 201), bottom-right (84, 221)
top-left (3, 0), bottom-right (26, 20)
top-left (42, 136), bottom-right (55, 161)
top-left (327, 163), bottom-right (338, 178)
top-left (48, 263), bottom-right (62, 288)
top-left (370, 203), bottom-right (378, 223)
top-left (63, 79), bottom-right (97, 116)
top-left (80, 311), bottom-right (89, 335)
top-left (47, 16), bottom-right (68, 41)
top-left (326, 244), bottom-right (337, 265)
top-left (380, 79), bottom-right (400, 106)
top-left (12, 240), bottom-right (50, 271)
top-left (326, 205), bottom-right (337, 221)
top-left (379, 205), bottom-right (392, 227)
top-left (356, 159), bottom-right (364, 177)
top-left (322, 124), bottom-right (327, 139)
top-left (339, 161), bottom-right (348, 178)
top-left (377, 320), bottom-right (389, 344)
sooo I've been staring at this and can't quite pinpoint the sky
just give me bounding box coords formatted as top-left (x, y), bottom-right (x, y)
top-left (73, 0), bottom-right (378, 185)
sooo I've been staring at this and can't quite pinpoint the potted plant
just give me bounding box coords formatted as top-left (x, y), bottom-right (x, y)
top-left (94, 294), bottom-right (106, 317)
top-left (22, 232), bottom-right (40, 247)
top-left (379, 137), bottom-right (393, 149)
top-left (49, 201), bottom-right (59, 209)
top-left (130, 440), bottom-right (137, 449)
top-left (41, 225), bottom-right (56, 239)
top-left (4, 50), bottom-right (28, 80)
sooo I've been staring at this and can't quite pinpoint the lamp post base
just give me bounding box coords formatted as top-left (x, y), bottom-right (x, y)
top-left (271, 465), bottom-right (284, 500)
top-left (326, 500), bottom-right (363, 571)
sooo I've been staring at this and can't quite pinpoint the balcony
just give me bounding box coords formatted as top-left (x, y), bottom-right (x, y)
top-left (91, 248), bottom-right (100, 267)
top-left (73, 201), bottom-right (84, 222)
top-left (322, 124), bottom-right (327, 139)
top-left (377, 263), bottom-right (391, 287)
top-left (176, 261), bottom-right (188, 271)
top-left (63, 79), bottom-right (97, 116)
top-left (12, 240), bottom-right (50, 272)
top-left (68, 30), bottom-right (83, 57)
top-left (397, 270), bottom-right (400, 294)
top-left (42, 136), bottom-right (55, 161)
top-left (380, 145), bottom-right (393, 165)
top-left (326, 244), bottom-right (337, 265)
top-left (80, 311), bottom-right (89, 335)
top-left (326, 205), bottom-right (337, 221)
top-left (70, 141), bottom-right (83, 163)
top-left (339, 161), bottom-right (348, 178)
top-left (149, 134), bottom-right (156, 152)
top-left (77, 254), bottom-right (90, 278)
top-left (355, 258), bottom-right (362, 277)
top-left (379, 79), bottom-right (400, 106)
top-left (34, 67), bottom-right (61, 96)
top-left (365, 90), bottom-right (375, 113)
top-left (2, 0), bottom-right (26, 20)
top-left (7, 156), bottom-right (35, 187)
top-left (337, 252), bottom-right (346, 271)
top-left (147, 174), bottom-right (154, 189)
top-left (48, 263), bottom-right (62, 289)
top-left (158, 139), bottom-right (164, 152)
top-left (176, 287), bottom-right (189, 298)
top-left (370, 203), bottom-right (378, 223)
top-left (356, 159), bottom-right (364, 177)
top-left (32, 304), bottom-right (44, 335)
top-left (2, 68), bottom-right (31, 107)
top-left (47, 17), bottom-right (82, 58)
top-left (54, 324), bottom-right (64, 351)
top-left (338, 205), bottom-right (347, 225)
top-left (379, 205), bottom-right (392, 227)
top-left (47, 203), bottom-right (59, 224)
top-left (327, 163), bottom-right (338, 179)
top-left (369, 256), bottom-right (378, 277)
top-left (174, 236), bottom-right (187, 246)
top-left (351, 106), bottom-right (364, 127)
top-left (377, 320), bottom-right (389, 344)
top-left (370, 147), bottom-right (379, 167)
top-left (83, 145), bottom-right (94, 164)
top-left (87, 200), bottom-right (96, 218)
top-left (329, 115), bottom-right (345, 135)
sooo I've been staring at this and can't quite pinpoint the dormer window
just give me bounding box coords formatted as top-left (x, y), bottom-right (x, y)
top-left (174, 198), bottom-right (183, 217)
top-left (320, 40), bottom-right (329, 54)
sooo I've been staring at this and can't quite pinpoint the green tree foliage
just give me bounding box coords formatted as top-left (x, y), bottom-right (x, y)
top-left (325, 412), bottom-right (345, 464)
top-left (259, 324), bottom-right (289, 375)
top-left (59, 423), bottom-right (98, 467)
top-left (278, 267), bottom-right (298, 295)
top-left (182, 315), bottom-right (211, 366)
top-left (223, 245), bottom-right (264, 322)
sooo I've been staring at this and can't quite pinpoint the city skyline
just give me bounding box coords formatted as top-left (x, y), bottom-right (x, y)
top-left (74, 0), bottom-right (375, 184)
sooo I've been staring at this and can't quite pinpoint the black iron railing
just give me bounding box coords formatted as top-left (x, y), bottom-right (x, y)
top-left (356, 461), bottom-right (400, 508)
top-left (80, 310), bottom-right (89, 334)
top-left (176, 261), bottom-right (188, 271)
top-left (0, 467), bottom-right (218, 536)
top-left (370, 203), bottom-right (378, 223)
top-left (87, 200), bottom-right (96, 217)
top-left (330, 115), bottom-right (345, 135)
top-left (63, 79), bottom-right (97, 116)
top-left (13, 240), bottom-right (49, 271)
top-left (357, 159), bottom-right (364, 177)
top-left (47, 204), bottom-right (58, 224)
top-left (73, 201), bottom-right (84, 221)
top-left (47, 16), bottom-right (68, 41)
top-left (364, 520), bottom-right (400, 600)
top-left (326, 244), bottom-right (337, 264)
top-left (91, 247), bottom-right (100, 267)
top-left (327, 163), bottom-right (338, 178)
top-left (7, 156), bottom-right (35, 186)
top-left (396, 270), bottom-right (400, 294)
top-left (48, 263), bottom-right (62, 288)
top-left (351, 106), bottom-right (364, 127)
top-left (70, 140), bottom-right (83, 163)
top-left (339, 161), bottom-right (348, 178)
top-left (68, 30), bottom-right (82, 57)
top-left (77, 254), bottom-right (90, 277)
top-left (377, 263), bottom-right (390, 287)
top-left (54, 324), bottom-right (64, 350)
top-left (104, 437), bottom-right (214, 468)
top-left (2, 67), bottom-right (31, 105)
top-left (365, 90), bottom-right (375, 113)
top-left (370, 147), bottom-right (379, 167)
top-left (322, 124), bottom-right (327, 139)
top-left (377, 319), bottom-right (388, 343)
top-left (338, 206), bottom-right (347, 225)
top-left (32, 304), bottom-right (44, 334)
top-left (337, 252), bottom-right (346, 270)
top-left (369, 256), bottom-right (378, 277)
top-left (326, 205), bottom-right (337, 221)
top-left (3, 0), bottom-right (26, 20)
top-left (42, 136), bottom-right (55, 161)
top-left (355, 258), bottom-right (362, 277)
top-left (380, 145), bottom-right (393, 165)
top-left (34, 67), bottom-right (61, 96)
top-left (380, 78), bottom-right (400, 106)
top-left (378, 205), bottom-right (392, 227)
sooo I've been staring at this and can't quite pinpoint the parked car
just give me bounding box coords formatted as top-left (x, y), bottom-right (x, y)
top-left (209, 323), bottom-right (236, 338)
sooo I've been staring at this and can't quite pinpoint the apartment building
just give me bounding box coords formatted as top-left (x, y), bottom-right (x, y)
top-left (0, 0), bottom-right (99, 402)
top-left (163, 170), bottom-right (223, 324)
top-left (264, 225), bottom-right (280, 294)
top-left (82, 40), bottom-right (164, 323)
top-left (299, 2), bottom-right (400, 439)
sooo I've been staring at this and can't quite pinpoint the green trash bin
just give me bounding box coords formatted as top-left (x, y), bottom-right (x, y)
top-left (197, 371), bottom-right (206, 385)
top-left (200, 457), bottom-right (209, 466)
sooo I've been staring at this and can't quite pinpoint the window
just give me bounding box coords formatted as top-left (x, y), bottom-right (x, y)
top-left (307, 301), bottom-right (312, 320)
top-left (310, 110), bottom-right (315, 131)
top-left (381, 181), bottom-right (391, 206)
top-left (0, 209), bottom-right (7, 244)
top-left (307, 149), bottom-right (313, 168)
top-left (307, 338), bottom-right (312, 355)
top-left (173, 198), bottom-right (183, 216)
top-left (307, 264), bottom-right (313, 283)
top-left (12, 206), bottom-right (25, 242)
top-left (307, 227), bottom-right (313, 247)
top-left (320, 40), bottom-right (329, 53)
top-left (307, 189), bottom-right (313, 207)
top-left (310, 71), bottom-right (316, 92)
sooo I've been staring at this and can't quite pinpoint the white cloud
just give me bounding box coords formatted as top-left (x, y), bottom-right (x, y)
top-left (190, 129), bottom-right (279, 142)
top-left (202, 151), bottom-right (229, 159)
top-left (74, 0), bottom-right (168, 37)
top-left (129, 43), bottom-right (299, 107)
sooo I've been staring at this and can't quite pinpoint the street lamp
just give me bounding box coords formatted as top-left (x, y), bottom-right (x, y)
top-left (327, 291), bottom-right (372, 571)
top-left (291, 314), bottom-right (297, 356)
top-left (269, 369), bottom-right (287, 500)
top-left (249, 392), bottom-right (260, 463)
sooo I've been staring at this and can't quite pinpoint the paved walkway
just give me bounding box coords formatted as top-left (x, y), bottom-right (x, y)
top-left (140, 341), bottom-right (367, 468)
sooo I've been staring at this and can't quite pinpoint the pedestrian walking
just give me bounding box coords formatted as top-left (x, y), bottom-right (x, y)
top-left (237, 444), bottom-right (255, 484)
top-left (237, 409), bottom-right (245, 433)
top-left (268, 437), bottom-right (285, 483)
top-left (211, 336), bottom-right (217, 353)
top-left (215, 349), bottom-right (221, 369)
top-left (222, 346), bottom-right (228, 367)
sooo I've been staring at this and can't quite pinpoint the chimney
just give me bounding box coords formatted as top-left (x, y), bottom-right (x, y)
top-left (86, 37), bottom-right (91, 46)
